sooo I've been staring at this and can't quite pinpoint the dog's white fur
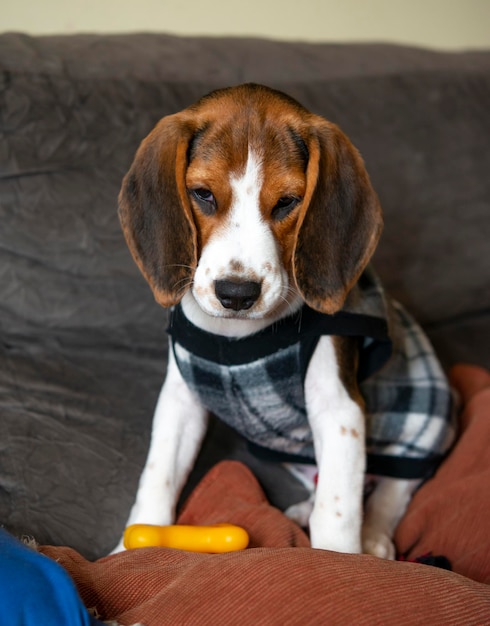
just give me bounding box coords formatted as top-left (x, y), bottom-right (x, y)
top-left (115, 143), bottom-right (419, 558)
top-left (188, 150), bottom-right (302, 334)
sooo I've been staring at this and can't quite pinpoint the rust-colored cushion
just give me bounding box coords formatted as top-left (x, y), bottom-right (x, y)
top-left (41, 538), bottom-right (489, 626)
top-left (39, 364), bottom-right (490, 625)
top-left (40, 460), bottom-right (489, 625)
top-left (395, 364), bottom-right (490, 583)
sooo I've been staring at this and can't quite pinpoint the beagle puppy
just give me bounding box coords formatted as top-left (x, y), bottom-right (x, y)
top-left (116, 84), bottom-right (454, 557)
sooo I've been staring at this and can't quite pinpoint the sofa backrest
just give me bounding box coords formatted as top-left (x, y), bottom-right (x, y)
top-left (1, 33), bottom-right (489, 364)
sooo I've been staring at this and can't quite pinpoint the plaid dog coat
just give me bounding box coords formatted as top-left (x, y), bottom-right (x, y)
top-left (168, 268), bottom-right (456, 479)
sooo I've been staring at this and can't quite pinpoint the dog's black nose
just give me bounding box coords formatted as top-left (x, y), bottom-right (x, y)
top-left (215, 279), bottom-right (261, 311)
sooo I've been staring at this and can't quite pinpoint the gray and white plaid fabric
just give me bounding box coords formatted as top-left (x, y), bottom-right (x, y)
top-left (169, 269), bottom-right (456, 479)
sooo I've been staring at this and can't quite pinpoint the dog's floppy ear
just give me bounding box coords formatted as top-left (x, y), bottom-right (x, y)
top-left (118, 114), bottom-right (198, 307)
top-left (293, 119), bottom-right (383, 314)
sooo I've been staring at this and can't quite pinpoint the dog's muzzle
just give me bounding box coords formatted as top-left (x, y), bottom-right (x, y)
top-left (214, 279), bottom-right (262, 311)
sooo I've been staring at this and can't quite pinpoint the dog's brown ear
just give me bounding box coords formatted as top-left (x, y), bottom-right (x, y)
top-left (118, 114), bottom-right (198, 307)
top-left (292, 119), bottom-right (383, 314)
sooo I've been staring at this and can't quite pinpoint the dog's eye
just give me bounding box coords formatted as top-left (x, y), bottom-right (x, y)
top-left (271, 196), bottom-right (300, 221)
top-left (190, 188), bottom-right (217, 215)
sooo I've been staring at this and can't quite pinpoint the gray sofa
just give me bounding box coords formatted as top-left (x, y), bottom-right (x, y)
top-left (0, 32), bottom-right (489, 561)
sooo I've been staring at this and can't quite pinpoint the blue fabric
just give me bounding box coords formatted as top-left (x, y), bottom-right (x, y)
top-left (0, 528), bottom-right (104, 626)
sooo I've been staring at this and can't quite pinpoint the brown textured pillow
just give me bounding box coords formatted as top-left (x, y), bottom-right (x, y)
top-left (395, 365), bottom-right (490, 583)
top-left (41, 540), bottom-right (489, 626)
top-left (40, 447), bottom-right (490, 625)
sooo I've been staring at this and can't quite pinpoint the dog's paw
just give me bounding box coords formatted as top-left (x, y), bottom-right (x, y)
top-left (362, 527), bottom-right (396, 560)
top-left (310, 533), bottom-right (362, 554)
top-left (284, 498), bottom-right (314, 528)
top-left (310, 523), bottom-right (361, 554)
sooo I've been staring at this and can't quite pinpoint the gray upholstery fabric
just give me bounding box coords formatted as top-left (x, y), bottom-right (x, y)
top-left (0, 33), bottom-right (489, 558)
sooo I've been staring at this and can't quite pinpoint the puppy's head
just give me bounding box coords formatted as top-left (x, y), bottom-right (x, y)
top-left (119, 84), bottom-right (382, 318)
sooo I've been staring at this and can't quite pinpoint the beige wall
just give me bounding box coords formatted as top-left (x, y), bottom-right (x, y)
top-left (3, 0), bottom-right (490, 50)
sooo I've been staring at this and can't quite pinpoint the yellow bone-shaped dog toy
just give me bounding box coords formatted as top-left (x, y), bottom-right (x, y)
top-left (123, 523), bottom-right (250, 553)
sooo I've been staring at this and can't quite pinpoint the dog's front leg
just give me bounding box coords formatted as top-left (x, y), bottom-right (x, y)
top-left (304, 336), bottom-right (365, 554)
top-left (112, 345), bottom-right (208, 552)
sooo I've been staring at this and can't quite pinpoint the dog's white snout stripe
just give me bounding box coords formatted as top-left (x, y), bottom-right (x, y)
top-left (191, 148), bottom-right (289, 318)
